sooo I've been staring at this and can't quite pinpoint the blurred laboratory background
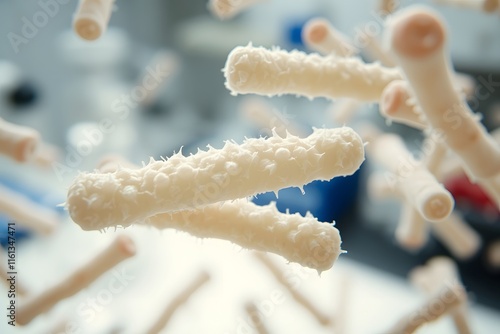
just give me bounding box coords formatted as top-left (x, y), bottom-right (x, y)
top-left (1, 0), bottom-right (500, 333)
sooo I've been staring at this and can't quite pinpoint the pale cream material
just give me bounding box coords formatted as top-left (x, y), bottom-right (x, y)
top-left (67, 127), bottom-right (364, 229)
top-left (433, 0), bottom-right (499, 12)
top-left (380, 77), bottom-right (475, 129)
top-left (425, 141), bottom-right (448, 176)
top-left (389, 7), bottom-right (500, 206)
top-left (146, 271), bottom-right (210, 334)
top-left (17, 235), bottom-right (136, 325)
top-left (361, 32), bottom-right (398, 67)
top-left (395, 205), bottom-right (428, 250)
top-left (454, 73), bottom-right (476, 101)
top-left (379, 0), bottom-right (399, 14)
top-left (33, 143), bottom-right (61, 168)
top-left (387, 283), bottom-right (466, 334)
top-left (244, 301), bottom-right (270, 334)
top-left (239, 96), bottom-right (305, 137)
top-left (328, 99), bottom-right (363, 125)
top-left (224, 44), bottom-right (402, 102)
top-left (367, 171), bottom-right (399, 200)
top-left (431, 212), bottom-right (482, 260)
top-left (370, 133), bottom-right (454, 222)
top-left (92, 156), bottom-right (343, 271)
top-left (334, 273), bottom-right (350, 334)
top-left (409, 257), bottom-right (472, 334)
top-left (379, 80), bottom-right (426, 129)
top-left (0, 118), bottom-right (40, 163)
top-left (254, 252), bottom-right (332, 325)
top-left (207, 0), bottom-right (265, 19)
top-left (0, 184), bottom-right (57, 235)
top-left (486, 240), bottom-right (500, 268)
top-left (302, 18), bottom-right (358, 57)
top-left (73, 0), bottom-right (115, 41)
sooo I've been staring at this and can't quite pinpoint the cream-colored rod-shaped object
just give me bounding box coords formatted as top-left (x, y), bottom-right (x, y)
top-left (244, 301), bottom-right (270, 334)
top-left (0, 184), bottom-right (58, 235)
top-left (431, 212), bottom-right (482, 260)
top-left (146, 271), bottom-right (210, 334)
top-left (410, 257), bottom-right (472, 334)
top-left (389, 7), bottom-right (500, 200)
top-left (433, 0), bottom-right (499, 12)
top-left (224, 44), bottom-right (402, 102)
top-left (379, 80), bottom-right (426, 129)
top-left (302, 18), bottom-right (358, 57)
top-left (90, 157), bottom-right (343, 272)
top-left (370, 133), bottom-right (454, 222)
top-left (67, 127), bottom-right (364, 229)
top-left (207, 0), bottom-right (265, 20)
top-left (360, 32), bottom-right (398, 67)
top-left (17, 235), bottom-right (136, 325)
top-left (254, 252), bottom-right (332, 325)
top-left (0, 117), bottom-right (40, 163)
top-left (73, 0), bottom-right (114, 41)
top-left (387, 283), bottom-right (466, 334)
top-left (396, 205), bottom-right (428, 250)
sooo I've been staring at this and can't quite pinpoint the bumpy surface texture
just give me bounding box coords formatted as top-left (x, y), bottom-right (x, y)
top-left (224, 44), bottom-right (402, 102)
top-left (149, 200), bottom-right (342, 272)
top-left (67, 127), bottom-right (364, 228)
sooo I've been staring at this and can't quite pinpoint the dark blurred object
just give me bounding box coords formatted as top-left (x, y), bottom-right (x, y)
top-left (7, 81), bottom-right (38, 108)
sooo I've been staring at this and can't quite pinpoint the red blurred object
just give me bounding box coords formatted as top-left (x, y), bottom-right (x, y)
top-left (445, 174), bottom-right (499, 215)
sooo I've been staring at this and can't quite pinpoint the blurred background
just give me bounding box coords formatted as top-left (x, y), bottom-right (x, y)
top-left (0, 0), bottom-right (500, 333)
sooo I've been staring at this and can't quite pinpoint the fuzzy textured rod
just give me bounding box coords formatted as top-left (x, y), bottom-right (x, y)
top-left (67, 127), bottom-right (364, 231)
top-left (151, 200), bottom-right (341, 272)
top-left (224, 43), bottom-right (402, 102)
top-left (87, 158), bottom-right (343, 272)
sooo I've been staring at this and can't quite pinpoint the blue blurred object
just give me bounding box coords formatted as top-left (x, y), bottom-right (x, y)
top-left (0, 177), bottom-right (64, 247)
top-left (253, 168), bottom-right (361, 223)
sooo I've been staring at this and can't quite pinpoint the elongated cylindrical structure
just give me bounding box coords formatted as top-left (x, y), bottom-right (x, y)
top-left (254, 252), bottom-right (332, 324)
top-left (387, 283), bottom-right (466, 334)
top-left (302, 18), bottom-right (358, 57)
top-left (0, 184), bottom-right (57, 235)
top-left (0, 117), bottom-right (40, 163)
top-left (89, 156), bottom-right (342, 271)
top-left (224, 44), bottom-right (402, 102)
top-left (17, 235), bottom-right (136, 325)
top-left (370, 133), bottom-right (454, 222)
top-left (410, 257), bottom-right (472, 334)
top-left (389, 8), bottom-right (500, 186)
top-left (146, 271), bottom-right (210, 334)
top-left (67, 127), bottom-right (364, 229)
top-left (431, 212), bottom-right (481, 260)
top-left (361, 32), bottom-right (398, 67)
top-left (207, 0), bottom-right (265, 19)
top-left (396, 205), bottom-right (428, 250)
top-left (379, 80), bottom-right (426, 129)
top-left (244, 301), bottom-right (270, 334)
top-left (433, 0), bottom-right (499, 12)
top-left (73, 0), bottom-right (114, 40)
